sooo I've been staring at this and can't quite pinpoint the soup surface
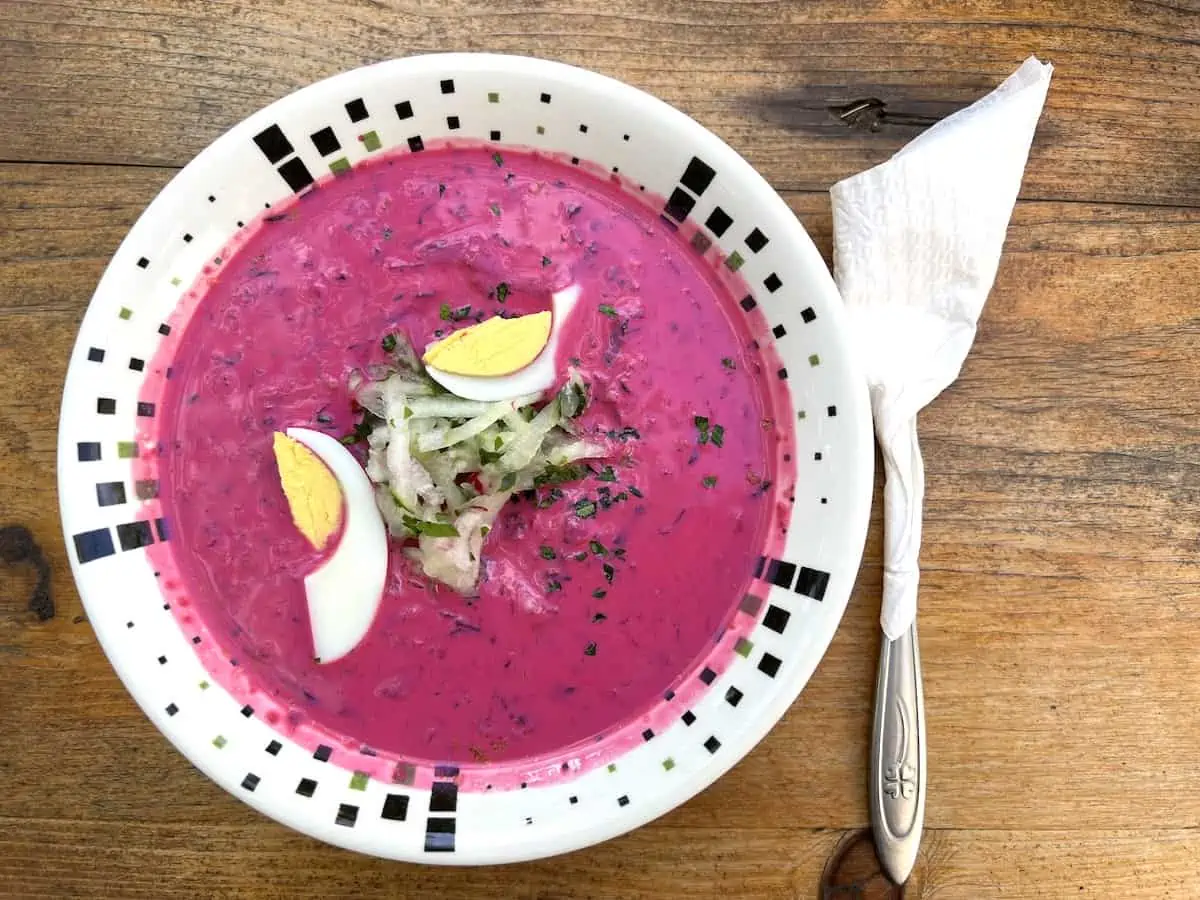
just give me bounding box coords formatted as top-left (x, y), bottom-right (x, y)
top-left (151, 145), bottom-right (793, 766)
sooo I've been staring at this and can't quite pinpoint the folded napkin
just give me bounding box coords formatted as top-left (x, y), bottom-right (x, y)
top-left (830, 56), bottom-right (1054, 640)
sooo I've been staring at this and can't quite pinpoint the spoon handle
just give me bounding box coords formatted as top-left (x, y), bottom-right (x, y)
top-left (869, 620), bottom-right (926, 884)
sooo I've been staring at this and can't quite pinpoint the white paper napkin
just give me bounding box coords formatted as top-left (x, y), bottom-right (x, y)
top-left (830, 56), bottom-right (1053, 640)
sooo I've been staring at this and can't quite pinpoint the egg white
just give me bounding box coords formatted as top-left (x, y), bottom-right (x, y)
top-left (286, 427), bottom-right (388, 664)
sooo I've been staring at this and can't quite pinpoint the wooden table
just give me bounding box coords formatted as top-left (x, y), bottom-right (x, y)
top-left (2, 2), bottom-right (1198, 897)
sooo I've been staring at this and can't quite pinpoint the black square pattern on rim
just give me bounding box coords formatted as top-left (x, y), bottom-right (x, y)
top-left (699, 666), bottom-right (717, 685)
top-left (430, 781), bottom-right (458, 813)
top-left (801, 306), bottom-right (817, 324)
top-left (165, 703), bottom-right (178, 716)
top-left (680, 156), bottom-right (716, 195)
top-left (74, 528), bottom-right (114, 563)
top-left (664, 188), bottom-right (696, 222)
top-left (395, 100), bottom-right (414, 120)
top-left (425, 817), bottom-right (455, 852)
top-left (87, 347), bottom-right (105, 362)
top-left (240, 704), bottom-right (254, 718)
top-left (759, 653), bottom-right (782, 678)
top-left (447, 115), bottom-right (461, 130)
top-left (740, 295), bottom-right (756, 312)
top-left (278, 157), bottom-right (315, 193)
top-left (253, 125), bottom-right (293, 163)
top-left (96, 481), bottom-right (126, 507)
top-left (296, 778), bottom-right (317, 797)
top-left (764, 558), bottom-right (797, 589)
top-left (382, 793), bottom-right (410, 820)
top-left (704, 736), bottom-right (721, 753)
top-left (642, 728), bottom-right (655, 742)
top-left (116, 521), bottom-right (153, 551)
top-left (241, 773), bottom-right (260, 791)
top-left (336, 803), bottom-right (358, 827)
top-left (682, 710), bottom-right (696, 726)
top-left (265, 740), bottom-right (282, 756)
top-left (773, 324), bottom-right (787, 339)
top-left (129, 357), bottom-right (144, 371)
top-left (345, 98), bottom-right (368, 122)
top-left (490, 130), bottom-right (501, 141)
top-left (97, 397), bottom-right (116, 415)
top-left (764, 273), bottom-right (783, 293)
top-left (746, 228), bottom-right (769, 252)
top-left (313, 744), bottom-right (332, 762)
top-left (705, 207), bottom-right (732, 237)
top-left (78, 442), bottom-right (101, 462)
top-left (618, 795), bottom-right (630, 807)
top-left (725, 686), bottom-right (744, 707)
top-left (440, 79), bottom-right (455, 94)
top-left (408, 135), bottom-right (425, 152)
top-left (796, 567), bottom-right (831, 601)
top-left (540, 92), bottom-right (552, 103)
top-left (310, 126), bottom-right (340, 156)
top-left (763, 604), bottom-right (791, 633)
top-left (136, 257), bottom-right (149, 269)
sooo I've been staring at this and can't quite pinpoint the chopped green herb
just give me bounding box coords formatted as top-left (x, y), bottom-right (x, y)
top-left (480, 526), bottom-right (491, 537)
top-left (381, 333), bottom-right (398, 352)
top-left (589, 540), bottom-right (608, 557)
top-left (584, 641), bottom-right (598, 656)
top-left (592, 590), bottom-right (607, 601)
top-left (628, 485), bottom-right (644, 498)
top-left (598, 304), bottom-right (618, 318)
top-left (574, 498), bottom-right (597, 519)
top-left (702, 475), bottom-right (718, 489)
top-left (603, 563), bottom-right (615, 583)
top-left (547, 579), bottom-right (563, 592)
top-left (721, 357), bottom-right (735, 370)
top-left (596, 465), bottom-right (618, 483)
top-left (339, 434), bottom-right (357, 445)
top-left (539, 545), bottom-right (557, 560)
top-left (496, 282), bottom-right (510, 303)
top-left (439, 303), bottom-right (452, 320)
top-left (537, 487), bottom-right (565, 509)
top-left (541, 255), bottom-right (552, 267)
top-left (438, 183), bottom-right (446, 196)
top-left (613, 548), bottom-right (627, 560)
top-left (534, 462), bottom-right (585, 487)
top-left (403, 406), bottom-right (414, 420)
top-left (694, 415), bottom-right (710, 444)
top-left (449, 305), bottom-right (472, 321)
top-left (613, 491), bottom-right (629, 503)
top-left (573, 551), bottom-right (589, 562)
top-left (492, 151), bottom-right (504, 167)
top-left (592, 612), bottom-right (607, 623)
top-left (479, 448), bottom-right (503, 465)
top-left (402, 516), bottom-right (459, 538)
top-left (489, 202), bottom-right (501, 217)
top-left (711, 424), bottom-right (725, 448)
top-left (500, 472), bottom-right (517, 491)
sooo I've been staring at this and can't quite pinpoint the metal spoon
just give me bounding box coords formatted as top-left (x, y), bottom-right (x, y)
top-left (870, 621), bottom-right (926, 883)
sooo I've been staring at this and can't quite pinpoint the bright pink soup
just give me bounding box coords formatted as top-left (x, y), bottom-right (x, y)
top-left (152, 146), bottom-right (791, 767)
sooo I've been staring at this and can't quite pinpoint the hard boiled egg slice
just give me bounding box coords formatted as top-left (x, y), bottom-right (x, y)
top-left (277, 428), bottom-right (388, 665)
top-left (423, 284), bottom-right (581, 402)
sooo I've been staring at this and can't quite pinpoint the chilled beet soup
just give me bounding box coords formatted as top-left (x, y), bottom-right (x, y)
top-left (143, 144), bottom-right (795, 785)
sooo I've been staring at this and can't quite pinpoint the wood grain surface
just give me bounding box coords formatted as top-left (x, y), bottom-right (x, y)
top-left (2, 2), bottom-right (1199, 898)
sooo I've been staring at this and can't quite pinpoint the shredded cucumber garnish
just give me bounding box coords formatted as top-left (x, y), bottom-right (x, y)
top-left (348, 335), bottom-right (605, 594)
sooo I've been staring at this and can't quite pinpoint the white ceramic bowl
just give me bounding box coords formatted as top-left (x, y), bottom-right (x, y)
top-left (57, 53), bottom-right (873, 864)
